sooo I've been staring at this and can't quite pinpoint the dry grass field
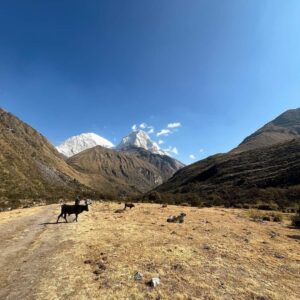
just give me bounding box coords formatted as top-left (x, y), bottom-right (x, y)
top-left (0, 202), bottom-right (299, 300)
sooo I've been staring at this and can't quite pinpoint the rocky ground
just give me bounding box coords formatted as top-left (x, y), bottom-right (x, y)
top-left (0, 202), bottom-right (299, 299)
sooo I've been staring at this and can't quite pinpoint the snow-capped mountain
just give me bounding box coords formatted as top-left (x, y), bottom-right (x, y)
top-left (56, 132), bottom-right (114, 157)
top-left (116, 130), bottom-right (166, 155)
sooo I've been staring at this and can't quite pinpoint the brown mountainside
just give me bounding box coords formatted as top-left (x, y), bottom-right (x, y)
top-left (153, 139), bottom-right (300, 208)
top-left (119, 146), bottom-right (184, 180)
top-left (0, 108), bottom-right (184, 209)
top-left (233, 108), bottom-right (300, 153)
top-left (0, 108), bottom-right (97, 209)
top-left (152, 109), bottom-right (300, 208)
top-left (67, 146), bottom-right (168, 195)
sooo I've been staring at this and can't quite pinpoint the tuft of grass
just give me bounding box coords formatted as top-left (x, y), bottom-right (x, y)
top-left (246, 209), bottom-right (284, 222)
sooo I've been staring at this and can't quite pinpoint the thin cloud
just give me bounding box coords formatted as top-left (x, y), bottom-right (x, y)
top-left (164, 146), bottom-right (178, 155)
top-left (158, 140), bottom-right (164, 144)
top-left (133, 122), bottom-right (155, 134)
top-left (156, 129), bottom-right (171, 137)
top-left (167, 122), bottom-right (181, 129)
top-left (132, 124), bottom-right (137, 131)
top-left (199, 148), bottom-right (204, 153)
top-left (148, 128), bottom-right (154, 134)
top-left (189, 154), bottom-right (196, 160)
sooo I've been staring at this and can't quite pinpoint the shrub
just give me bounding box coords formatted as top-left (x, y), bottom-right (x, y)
top-left (247, 210), bottom-right (284, 222)
top-left (291, 210), bottom-right (300, 228)
top-left (272, 213), bottom-right (283, 222)
top-left (257, 202), bottom-right (279, 211)
top-left (147, 191), bottom-right (161, 202)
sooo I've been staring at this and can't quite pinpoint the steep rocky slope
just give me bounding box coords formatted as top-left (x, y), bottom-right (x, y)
top-left (152, 109), bottom-right (300, 208)
top-left (233, 108), bottom-right (300, 153)
top-left (121, 145), bottom-right (184, 180)
top-left (67, 146), bottom-right (167, 195)
top-left (0, 108), bottom-right (96, 208)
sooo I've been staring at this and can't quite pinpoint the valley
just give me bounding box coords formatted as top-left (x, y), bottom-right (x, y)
top-left (2, 107), bottom-right (300, 210)
top-left (0, 202), bottom-right (299, 299)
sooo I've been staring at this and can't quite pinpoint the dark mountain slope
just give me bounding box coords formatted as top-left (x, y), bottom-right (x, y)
top-left (233, 108), bottom-right (300, 153)
top-left (120, 145), bottom-right (184, 180)
top-left (67, 146), bottom-right (166, 195)
top-left (152, 139), bottom-right (300, 208)
top-left (152, 109), bottom-right (300, 208)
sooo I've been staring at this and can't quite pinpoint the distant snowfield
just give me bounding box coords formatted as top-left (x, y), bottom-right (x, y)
top-left (56, 132), bottom-right (114, 157)
top-left (116, 130), bottom-right (166, 155)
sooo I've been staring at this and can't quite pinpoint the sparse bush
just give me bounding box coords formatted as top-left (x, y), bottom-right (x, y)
top-left (147, 191), bottom-right (161, 203)
top-left (180, 202), bottom-right (191, 207)
top-left (256, 202), bottom-right (279, 211)
top-left (291, 210), bottom-right (300, 228)
top-left (242, 203), bottom-right (251, 209)
top-left (272, 213), bottom-right (283, 222)
top-left (247, 209), bottom-right (284, 222)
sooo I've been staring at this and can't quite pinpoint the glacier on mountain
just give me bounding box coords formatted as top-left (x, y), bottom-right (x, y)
top-left (56, 132), bottom-right (114, 157)
top-left (116, 130), bottom-right (166, 155)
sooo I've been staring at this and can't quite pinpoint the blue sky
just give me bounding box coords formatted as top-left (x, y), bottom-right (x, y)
top-left (1, 0), bottom-right (300, 164)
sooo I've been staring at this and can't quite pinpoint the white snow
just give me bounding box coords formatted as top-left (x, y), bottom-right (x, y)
top-left (116, 130), bottom-right (166, 155)
top-left (56, 132), bottom-right (114, 157)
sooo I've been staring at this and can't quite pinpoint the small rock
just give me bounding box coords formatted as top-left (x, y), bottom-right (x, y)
top-left (270, 231), bottom-right (278, 239)
top-left (134, 272), bottom-right (143, 281)
top-left (148, 277), bottom-right (160, 287)
top-left (84, 260), bottom-right (92, 264)
top-left (203, 244), bottom-right (211, 250)
top-left (96, 262), bottom-right (106, 270)
top-left (274, 253), bottom-right (285, 259)
top-left (93, 270), bottom-right (101, 275)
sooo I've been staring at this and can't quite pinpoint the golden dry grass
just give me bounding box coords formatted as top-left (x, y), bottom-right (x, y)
top-left (41, 203), bottom-right (300, 299)
top-left (1, 202), bottom-right (300, 300)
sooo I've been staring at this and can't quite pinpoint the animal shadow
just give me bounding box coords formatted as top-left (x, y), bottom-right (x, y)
top-left (287, 235), bottom-right (300, 240)
top-left (39, 221), bottom-right (69, 225)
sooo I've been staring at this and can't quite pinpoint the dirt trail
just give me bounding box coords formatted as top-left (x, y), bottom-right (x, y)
top-left (0, 204), bottom-right (88, 300)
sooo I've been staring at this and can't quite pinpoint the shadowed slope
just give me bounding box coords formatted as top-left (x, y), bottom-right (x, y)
top-left (233, 108), bottom-right (300, 153)
top-left (0, 108), bottom-right (94, 208)
top-left (153, 139), bottom-right (300, 207)
top-left (67, 146), bottom-right (165, 195)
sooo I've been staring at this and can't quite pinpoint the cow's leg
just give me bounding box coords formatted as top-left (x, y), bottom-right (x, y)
top-left (63, 213), bottom-right (68, 223)
top-left (56, 213), bottom-right (62, 223)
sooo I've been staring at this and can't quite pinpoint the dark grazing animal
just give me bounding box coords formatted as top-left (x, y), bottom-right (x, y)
top-left (57, 200), bottom-right (89, 223)
top-left (124, 203), bottom-right (135, 209)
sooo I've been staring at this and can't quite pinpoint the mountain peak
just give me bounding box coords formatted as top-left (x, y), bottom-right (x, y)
top-left (234, 107), bottom-right (300, 153)
top-left (117, 130), bottom-right (166, 155)
top-left (56, 132), bottom-right (114, 157)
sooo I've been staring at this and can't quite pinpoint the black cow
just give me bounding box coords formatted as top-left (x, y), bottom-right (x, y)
top-left (57, 200), bottom-right (89, 223)
top-left (124, 203), bottom-right (135, 209)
